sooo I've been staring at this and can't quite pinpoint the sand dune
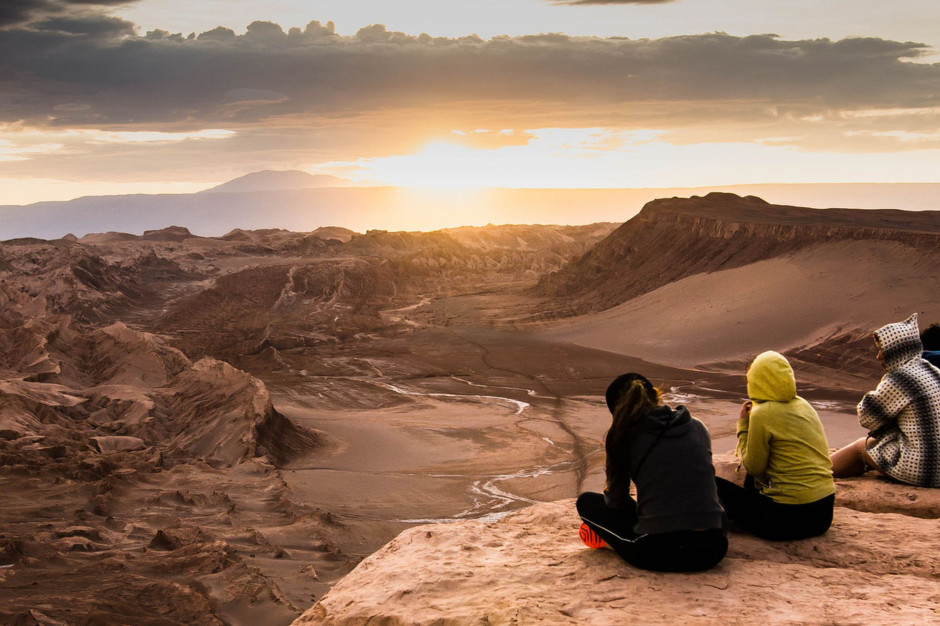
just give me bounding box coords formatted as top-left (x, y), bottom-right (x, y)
top-left (545, 238), bottom-right (940, 371)
top-left (538, 193), bottom-right (940, 316)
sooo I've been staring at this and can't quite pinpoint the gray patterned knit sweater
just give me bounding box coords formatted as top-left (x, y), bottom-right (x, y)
top-left (860, 313), bottom-right (940, 487)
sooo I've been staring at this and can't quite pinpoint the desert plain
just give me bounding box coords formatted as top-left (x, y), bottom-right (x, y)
top-left (1, 193), bottom-right (938, 624)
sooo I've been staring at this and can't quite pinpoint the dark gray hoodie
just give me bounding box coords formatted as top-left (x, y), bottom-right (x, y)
top-left (605, 405), bottom-right (726, 535)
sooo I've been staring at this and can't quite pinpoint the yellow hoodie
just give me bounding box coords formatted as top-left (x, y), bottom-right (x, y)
top-left (737, 351), bottom-right (835, 504)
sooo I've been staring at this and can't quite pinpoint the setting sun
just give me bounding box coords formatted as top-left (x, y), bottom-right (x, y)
top-left (349, 141), bottom-right (495, 190)
top-left (321, 127), bottom-right (940, 193)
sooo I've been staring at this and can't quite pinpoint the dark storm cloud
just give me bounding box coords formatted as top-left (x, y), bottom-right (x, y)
top-left (0, 0), bottom-right (43, 27)
top-left (0, 19), bottom-right (937, 137)
top-left (0, 0), bottom-right (137, 27)
top-left (30, 13), bottom-right (135, 37)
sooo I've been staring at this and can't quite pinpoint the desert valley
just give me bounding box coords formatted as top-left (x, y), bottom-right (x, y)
top-left (1, 193), bottom-right (939, 624)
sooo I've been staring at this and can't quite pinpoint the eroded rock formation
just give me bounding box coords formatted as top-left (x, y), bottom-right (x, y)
top-left (0, 221), bottom-right (616, 624)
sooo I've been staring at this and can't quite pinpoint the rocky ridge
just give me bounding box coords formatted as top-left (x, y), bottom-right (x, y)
top-left (537, 193), bottom-right (940, 315)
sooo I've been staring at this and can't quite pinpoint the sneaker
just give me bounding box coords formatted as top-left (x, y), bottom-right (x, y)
top-left (579, 522), bottom-right (607, 549)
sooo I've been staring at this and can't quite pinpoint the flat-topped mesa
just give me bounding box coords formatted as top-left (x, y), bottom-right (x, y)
top-left (641, 192), bottom-right (940, 234)
top-left (141, 225), bottom-right (196, 242)
top-left (537, 193), bottom-right (940, 315)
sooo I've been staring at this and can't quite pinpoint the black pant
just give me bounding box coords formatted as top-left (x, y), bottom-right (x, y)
top-left (576, 492), bottom-right (728, 572)
top-left (715, 476), bottom-right (834, 541)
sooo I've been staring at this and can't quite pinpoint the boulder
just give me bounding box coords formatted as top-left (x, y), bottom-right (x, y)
top-left (90, 436), bottom-right (146, 453)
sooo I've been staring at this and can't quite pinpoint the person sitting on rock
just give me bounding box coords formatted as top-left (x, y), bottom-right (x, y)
top-left (831, 313), bottom-right (940, 487)
top-left (715, 351), bottom-right (835, 540)
top-left (921, 322), bottom-right (940, 368)
top-left (576, 373), bottom-right (727, 572)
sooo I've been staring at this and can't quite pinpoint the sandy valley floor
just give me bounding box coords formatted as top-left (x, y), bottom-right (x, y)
top-left (248, 290), bottom-right (870, 604)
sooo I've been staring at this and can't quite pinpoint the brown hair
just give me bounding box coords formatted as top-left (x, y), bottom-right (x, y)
top-left (604, 375), bottom-right (661, 484)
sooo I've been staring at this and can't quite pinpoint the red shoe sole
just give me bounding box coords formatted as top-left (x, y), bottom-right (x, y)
top-left (579, 523), bottom-right (607, 549)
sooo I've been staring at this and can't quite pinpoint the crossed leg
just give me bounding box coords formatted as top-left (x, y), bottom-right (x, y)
top-left (831, 436), bottom-right (880, 478)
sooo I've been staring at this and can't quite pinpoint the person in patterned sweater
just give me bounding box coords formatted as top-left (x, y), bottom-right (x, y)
top-left (831, 313), bottom-right (940, 487)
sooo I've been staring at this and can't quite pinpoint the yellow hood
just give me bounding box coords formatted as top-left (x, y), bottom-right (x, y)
top-left (746, 351), bottom-right (797, 402)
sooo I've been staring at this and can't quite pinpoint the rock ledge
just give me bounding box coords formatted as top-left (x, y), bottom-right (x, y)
top-left (297, 475), bottom-right (940, 625)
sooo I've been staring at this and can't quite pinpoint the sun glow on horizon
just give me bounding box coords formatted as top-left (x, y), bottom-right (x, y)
top-left (321, 137), bottom-right (609, 191)
top-left (352, 142), bottom-right (497, 191)
top-left (320, 130), bottom-right (663, 190)
top-left (318, 129), bottom-right (940, 192)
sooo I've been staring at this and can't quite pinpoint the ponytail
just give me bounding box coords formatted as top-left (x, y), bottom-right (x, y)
top-left (604, 375), bottom-right (661, 485)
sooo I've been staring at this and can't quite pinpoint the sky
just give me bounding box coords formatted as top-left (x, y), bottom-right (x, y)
top-left (1, 0), bottom-right (939, 206)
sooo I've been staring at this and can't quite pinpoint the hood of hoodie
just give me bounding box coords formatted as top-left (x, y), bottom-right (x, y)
top-left (746, 351), bottom-right (797, 403)
top-left (641, 404), bottom-right (692, 437)
top-left (874, 313), bottom-right (923, 372)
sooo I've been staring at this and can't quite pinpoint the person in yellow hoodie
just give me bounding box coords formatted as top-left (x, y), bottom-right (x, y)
top-left (715, 351), bottom-right (835, 540)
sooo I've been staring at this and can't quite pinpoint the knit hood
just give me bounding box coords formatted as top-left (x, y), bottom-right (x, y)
top-left (746, 351), bottom-right (797, 402)
top-left (874, 313), bottom-right (923, 372)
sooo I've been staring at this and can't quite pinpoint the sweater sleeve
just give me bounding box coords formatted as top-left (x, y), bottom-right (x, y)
top-left (858, 374), bottom-right (909, 434)
top-left (604, 454), bottom-right (631, 509)
top-left (739, 409), bottom-right (771, 478)
top-left (603, 462), bottom-right (632, 510)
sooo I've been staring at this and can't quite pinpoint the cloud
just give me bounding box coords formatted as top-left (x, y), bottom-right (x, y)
top-left (552, 1), bottom-right (675, 4)
top-left (0, 0), bottom-right (44, 27)
top-left (29, 13), bottom-right (135, 37)
top-left (0, 0), bottom-right (137, 28)
top-left (1, 16), bottom-right (939, 186)
top-left (1, 22), bottom-right (936, 133)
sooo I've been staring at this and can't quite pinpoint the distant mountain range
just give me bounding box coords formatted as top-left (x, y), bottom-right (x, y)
top-left (200, 170), bottom-right (351, 194)
top-left (2, 169), bottom-right (939, 240)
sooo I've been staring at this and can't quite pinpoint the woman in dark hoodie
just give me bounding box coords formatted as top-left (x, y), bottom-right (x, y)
top-left (576, 373), bottom-right (727, 572)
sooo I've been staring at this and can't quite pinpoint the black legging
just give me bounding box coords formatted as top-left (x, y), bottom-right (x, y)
top-left (715, 476), bottom-right (834, 541)
top-left (576, 492), bottom-right (728, 572)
